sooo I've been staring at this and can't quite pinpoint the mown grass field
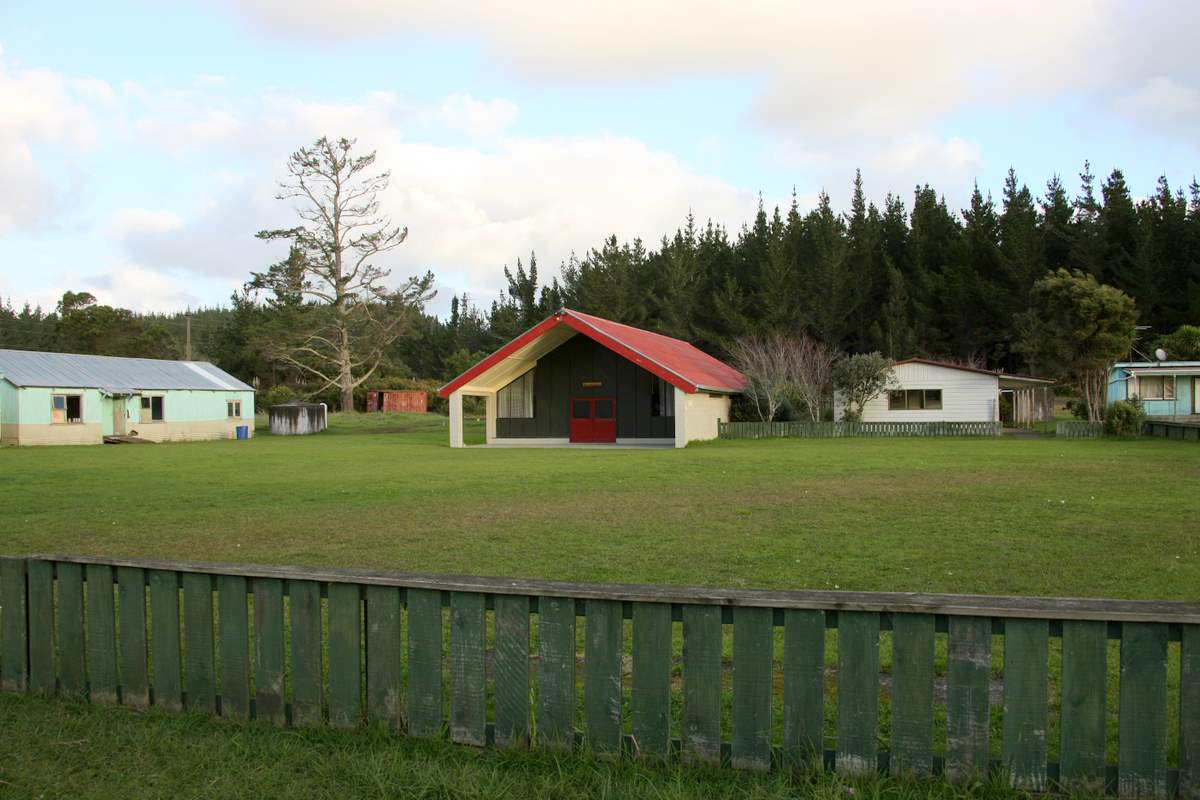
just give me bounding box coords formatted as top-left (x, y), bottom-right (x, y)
top-left (1, 413), bottom-right (1197, 798)
top-left (1, 412), bottom-right (1197, 599)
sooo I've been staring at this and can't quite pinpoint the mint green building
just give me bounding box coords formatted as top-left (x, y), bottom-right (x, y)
top-left (0, 349), bottom-right (254, 446)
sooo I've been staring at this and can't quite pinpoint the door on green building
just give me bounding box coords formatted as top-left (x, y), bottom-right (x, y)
top-left (113, 395), bottom-right (128, 436)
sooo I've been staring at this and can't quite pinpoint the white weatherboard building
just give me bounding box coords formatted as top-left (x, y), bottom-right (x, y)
top-left (0, 349), bottom-right (255, 446)
top-left (834, 358), bottom-right (1054, 425)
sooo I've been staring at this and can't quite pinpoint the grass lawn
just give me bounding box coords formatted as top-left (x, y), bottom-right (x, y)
top-left (1, 413), bottom-right (1196, 798)
top-left (0, 693), bottom-right (1043, 800)
top-left (1, 412), bottom-right (1197, 600)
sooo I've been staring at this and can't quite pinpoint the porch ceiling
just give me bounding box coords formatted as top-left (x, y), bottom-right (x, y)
top-left (455, 326), bottom-right (578, 394)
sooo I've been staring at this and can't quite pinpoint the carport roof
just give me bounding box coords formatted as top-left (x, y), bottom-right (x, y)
top-left (0, 348), bottom-right (253, 392)
top-left (438, 309), bottom-right (746, 397)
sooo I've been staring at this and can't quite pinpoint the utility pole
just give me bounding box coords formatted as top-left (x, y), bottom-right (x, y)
top-left (185, 316), bottom-right (192, 360)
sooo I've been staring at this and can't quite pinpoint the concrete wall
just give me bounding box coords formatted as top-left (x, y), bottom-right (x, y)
top-left (2, 386), bottom-right (255, 446)
top-left (836, 363), bottom-right (998, 422)
top-left (674, 388), bottom-right (731, 447)
top-left (0, 378), bottom-right (19, 445)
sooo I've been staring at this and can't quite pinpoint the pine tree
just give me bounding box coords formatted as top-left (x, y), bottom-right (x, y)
top-left (1071, 161), bottom-right (1103, 278)
top-left (1098, 169), bottom-right (1140, 294)
top-left (958, 183), bottom-right (1004, 358)
top-left (1040, 174), bottom-right (1073, 271)
top-left (797, 191), bottom-right (852, 348)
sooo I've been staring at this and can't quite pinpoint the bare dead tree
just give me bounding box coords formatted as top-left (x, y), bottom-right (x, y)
top-left (254, 137), bottom-right (435, 411)
top-left (728, 332), bottom-right (795, 422)
top-left (789, 333), bottom-right (839, 421)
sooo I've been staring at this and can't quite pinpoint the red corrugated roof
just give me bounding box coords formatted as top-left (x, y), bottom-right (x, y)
top-left (438, 309), bottom-right (745, 398)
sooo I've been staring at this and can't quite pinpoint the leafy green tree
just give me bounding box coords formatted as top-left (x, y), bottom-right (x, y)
top-left (1155, 324), bottom-right (1200, 360)
top-left (56, 292), bottom-right (177, 358)
top-left (254, 137), bottom-right (435, 411)
top-left (833, 352), bottom-right (895, 421)
top-left (1016, 269), bottom-right (1137, 421)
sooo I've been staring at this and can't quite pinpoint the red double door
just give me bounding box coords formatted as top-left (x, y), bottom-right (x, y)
top-left (569, 397), bottom-right (616, 443)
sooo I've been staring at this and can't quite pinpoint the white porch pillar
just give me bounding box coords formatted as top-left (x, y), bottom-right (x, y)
top-left (485, 392), bottom-right (497, 444)
top-left (449, 390), bottom-right (464, 448)
top-left (674, 387), bottom-right (688, 449)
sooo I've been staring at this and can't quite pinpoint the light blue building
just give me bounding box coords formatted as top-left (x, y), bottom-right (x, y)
top-left (0, 349), bottom-right (254, 446)
top-left (1108, 361), bottom-right (1200, 419)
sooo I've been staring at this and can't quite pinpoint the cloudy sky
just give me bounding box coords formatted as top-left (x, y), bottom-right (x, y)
top-left (1, 2), bottom-right (1198, 317)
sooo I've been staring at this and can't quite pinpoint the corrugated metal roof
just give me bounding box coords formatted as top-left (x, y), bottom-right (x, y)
top-left (0, 349), bottom-right (253, 392)
top-left (438, 308), bottom-right (746, 397)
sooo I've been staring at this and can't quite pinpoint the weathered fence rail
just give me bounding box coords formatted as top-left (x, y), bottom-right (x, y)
top-left (1056, 421), bottom-right (1105, 439)
top-left (1, 554), bottom-right (1198, 797)
top-left (719, 421), bottom-right (1002, 439)
top-left (1142, 420), bottom-right (1200, 442)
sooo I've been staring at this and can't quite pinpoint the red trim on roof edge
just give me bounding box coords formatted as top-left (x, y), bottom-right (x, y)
top-left (438, 310), bottom-right (744, 398)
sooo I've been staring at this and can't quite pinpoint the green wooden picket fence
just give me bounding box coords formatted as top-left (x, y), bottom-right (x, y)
top-left (719, 421), bottom-right (1002, 439)
top-left (1056, 421), bottom-right (1105, 439)
top-left (2, 555), bottom-right (1198, 797)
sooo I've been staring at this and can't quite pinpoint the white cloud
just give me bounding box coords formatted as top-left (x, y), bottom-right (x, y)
top-left (220, 2), bottom-right (1182, 131)
top-left (80, 261), bottom-right (209, 312)
top-left (1114, 76), bottom-right (1200, 137)
top-left (103, 208), bottom-right (184, 240)
top-left (433, 93), bottom-right (519, 141)
top-left (0, 53), bottom-right (104, 232)
top-left (100, 92), bottom-right (757, 311)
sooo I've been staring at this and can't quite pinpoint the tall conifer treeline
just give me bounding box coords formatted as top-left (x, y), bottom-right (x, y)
top-left (3, 165), bottom-right (1198, 398)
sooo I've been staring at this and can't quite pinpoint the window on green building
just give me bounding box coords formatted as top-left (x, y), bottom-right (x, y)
top-left (140, 395), bottom-right (165, 422)
top-left (51, 394), bottom-right (83, 424)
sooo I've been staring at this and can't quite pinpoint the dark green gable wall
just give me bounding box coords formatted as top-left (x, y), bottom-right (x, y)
top-left (495, 335), bottom-right (675, 439)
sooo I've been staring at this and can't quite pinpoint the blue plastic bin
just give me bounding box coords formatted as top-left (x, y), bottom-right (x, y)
top-left (236, 425), bottom-right (249, 440)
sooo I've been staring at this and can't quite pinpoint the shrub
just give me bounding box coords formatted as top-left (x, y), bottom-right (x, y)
top-left (1103, 399), bottom-right (1145, 436)
top-left (1065, 398), bottom-right (1090, 420)
top-left (261, 384), bottom-right (298, 409)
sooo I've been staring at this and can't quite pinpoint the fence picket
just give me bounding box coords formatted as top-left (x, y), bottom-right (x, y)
top-left (1059, 620), bottom-right (1107, 790)
top-left (732, 606), bottom-right (773, 771)
top-left (537, 595), bottom-right (576, 749)
top-left (328, 582), bottom-right (362, 728)
top-left (1118, 622), bottom-right (1168, 799)
top-left (450, 591), bottom-right (486, 745)
top-left (890, 613), bottom-right (934, 776)
top-left (1002, 618), bottom-right (1048, 791)
top-left (0, 558), bottom-right (28, 693)
top-left (1182, 624), bottom-right (1200, 800)
top-left (584, 598), bottom-right (623, 754)
top-left (493, 594), bottom-right (530, 748)
top-left (27, 560), bottom-right (55, 696)
top-left (682, 604), bottom-right (722, 764)
top-left (217, 575), bottom-right (249, 719)
top-left (407, 587), bottom-right (443, 737)
top-left (149, 569), bottom-right (181, 710)
top-left (288, 579), bottom-right (323, 726)
top-left (631, 602), bottom-right (672, 758)
top-left (366, 585), bottom-right (402, 731)
top-left (783, 609), bottom-right (824, 769)
top-left (182, 572), bottom-right (215, 712)
top-left (946, 615), bottom-right (991, 781)
top-left (252, 577), bottom-right (285, 724)
top-left (836, 610), bottom-right (880, 775)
